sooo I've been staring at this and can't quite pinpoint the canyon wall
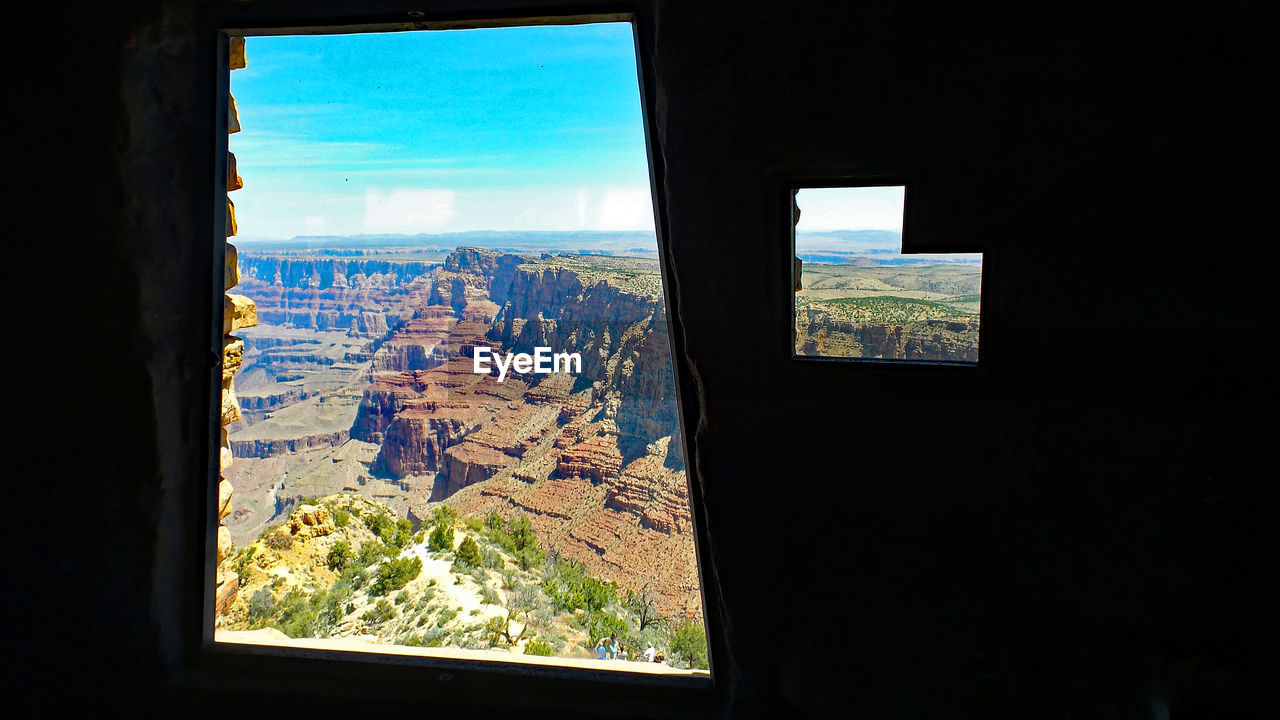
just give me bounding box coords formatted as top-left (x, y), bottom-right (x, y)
top-left (346, 248), bottom-right (698, 615)
top-left (796, 309), bottom-right (981, 362)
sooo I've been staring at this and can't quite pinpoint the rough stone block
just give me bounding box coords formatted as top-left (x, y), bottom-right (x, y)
top-left (217, 525), bottom-right (233, 563)
top-left (230, 37), bottom-right (246, 70)
top-left (225, 243), bottom-right (239, 290)
top-left (228, 93), bottom-right (240, 133)
top-left (215, 571), bottom-right (239, 617)
top-left (218, 478), bottom-right (234, 522)
top-left (223, 293), bottom-right (257, 333)
top-left (227, 152), bottom-right (242, 191)
top-left (220, 429), bottom-right (232, 471)
top-left (221, 384), bottom-right (241, 425)
top-left (226, 197), bottom-right (237, 237)
top-left (222, 335), bottom-right (244, 384)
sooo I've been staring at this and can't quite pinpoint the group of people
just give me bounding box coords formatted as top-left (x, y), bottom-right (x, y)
top-left (595, 633), bottom-right (663, 664)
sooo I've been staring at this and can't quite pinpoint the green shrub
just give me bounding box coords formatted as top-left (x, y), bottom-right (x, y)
top-left (357, 540), bottom-right (387, 567)
top-left (485, 513), bottom-right (543, 568)
top-left (432, 505), bottom-right (459, 526)
top-left (544, 559), bottom-right (615, 613)
top-left (327, 541), bottom-right (354, 572)
top-left (531, 605), bottom-right (556, 630)
top-left (371, 556), bottom-right (423, 596)
top-left (669, 619), bottom-right (709, 669)
top-left (464, 516), bottom-right (483, 532)
top-left (523, 640), bottom-right (555, 656)
top-left (436, 608), bottom-right (458, 627)
top-left (391, 518), bottom-right (414, 548)
top-left (412, 531), bottom-right (426, 545)
top-left (480, 586), bottom-right (501, 605)
top-left (362, 598), bottom-right (397, 625)
top-left (587, 612), bottom-right (629, 648)
top-left (273, 588), bottom-right (321, 638)
top-left (263, 528), bottom-right (293, 550)
top-left (485, 511), bottom-right (506, 531)
top-left (233, 546), bottom-right (257, 582)
top-left (394, 591), bottom-right (410, 605)
top-left (480, 548), bottom-right (504, 569)
top-left (276, 583), bottom-right (350, 638)
top-left (454, 536), bottom-right (483, 568)
top-left (332, 508), bottom-right (350, 528)
top-left (483, 615), bottom-right (507, 646)
top-left (339, 567), bottom-right (368, 590)
top-left (515, 548), bottom-right (543, 571)
top-left (363, 511), bottom-right (393, 539)
top-left (428, 523), bottom-right (454, 553)
top-left (247, 587), bottom-right (276, 626)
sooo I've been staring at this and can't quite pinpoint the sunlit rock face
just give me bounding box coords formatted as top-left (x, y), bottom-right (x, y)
top-left (226, 246), bottom-right (698, 616)
top-left (338, 249), bottom-right (697, 616)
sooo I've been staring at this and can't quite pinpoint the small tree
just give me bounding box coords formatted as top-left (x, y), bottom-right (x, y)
top-left (428, 523), bottom-right (455, 553)
top-left (523, 639), bottom-right (555, 656)
top-left (362, 598), bottom-right (397, 625)
top-left (332, 507), bottom-right (350, 528)
top-left (454, 536), bottom-right (482, 567)
top-left (357, 540), bottom-right (387, 567)
top-left (669, 619), bottom-right (709, 669)
top-left (371, 556), bottom-right (423, 596)
top-left (247, 588), bottom-right (276, 627)
top-left (327, 541), bottom-right (354, 572)
top-left (625, 585), bottom-right (664, 632)
top-left (432, 504), bottom-right (459, 527)
top-left (487, 582), bottom-right (539, 646)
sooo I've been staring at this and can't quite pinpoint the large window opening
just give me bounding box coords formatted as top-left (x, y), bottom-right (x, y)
top-left (213, 21), bottom-right (709, 680)
top-left (792, 185), bottom-right (983, 364)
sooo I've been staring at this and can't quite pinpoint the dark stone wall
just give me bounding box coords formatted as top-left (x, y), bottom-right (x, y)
top-left (11, 1), bottom-right (1269, 717)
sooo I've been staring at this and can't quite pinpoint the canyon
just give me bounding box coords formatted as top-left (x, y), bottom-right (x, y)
top-left (225, 246), bottom-right (698, 617)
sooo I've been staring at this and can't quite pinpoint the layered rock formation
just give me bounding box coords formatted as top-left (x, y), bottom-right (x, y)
top-left (224, 246), bottom-right (698, 617)
top-left (341, 248), bottom-right (698, 616)
top-left (795, 308), bottom-right (981, 362)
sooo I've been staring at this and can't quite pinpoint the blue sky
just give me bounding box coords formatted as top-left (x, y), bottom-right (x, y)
top-left (229, 23), bottom-right (656, 239)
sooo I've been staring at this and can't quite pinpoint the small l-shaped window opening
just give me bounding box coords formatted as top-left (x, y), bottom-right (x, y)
top-left (792, 185), bottom-right (983, 364)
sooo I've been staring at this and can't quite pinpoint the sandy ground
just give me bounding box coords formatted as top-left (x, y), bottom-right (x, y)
top-left (403, 540), bottom-right (507, 622)
top-left (214, 627), bottom-right (708, 678)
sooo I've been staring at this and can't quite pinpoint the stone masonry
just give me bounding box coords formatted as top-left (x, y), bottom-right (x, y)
top-left (214, 36), bottom-right (256, 619)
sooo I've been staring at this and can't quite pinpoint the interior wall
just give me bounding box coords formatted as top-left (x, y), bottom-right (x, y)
top-left (12, 1), bottom-right (1268, 717)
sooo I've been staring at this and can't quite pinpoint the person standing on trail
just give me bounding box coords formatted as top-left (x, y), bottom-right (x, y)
top-left (644, 642), bottom-right (656, 663)
top-left (606, 633), bottom-right (619, 660)
top-left (595, 637), bottom-right (608, 660)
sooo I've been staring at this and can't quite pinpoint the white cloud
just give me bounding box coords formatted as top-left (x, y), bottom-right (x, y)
top-left (363, 189), bottom-right (458, 232)
top-left (303, 215), bottom-right (326, 230)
